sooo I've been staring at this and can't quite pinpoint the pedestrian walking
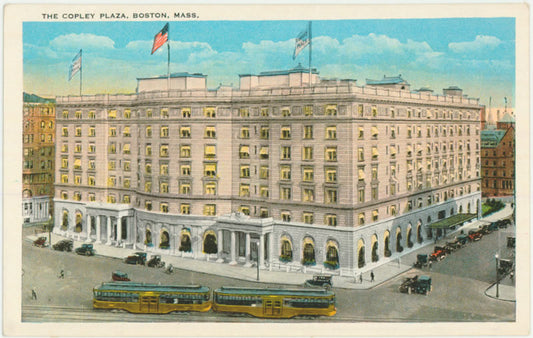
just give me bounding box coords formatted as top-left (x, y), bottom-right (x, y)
top-left (31, 288), bottom-right (37, 300)
top-left (359, 273), bottom-right (363, 284)
top-left (370, 271), bottom-right (375, 282)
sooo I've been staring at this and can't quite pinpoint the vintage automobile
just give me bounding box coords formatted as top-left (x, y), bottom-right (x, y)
top-left (457, 234), bottom-right (470, 245)
top-left (488, 222), bottom-right (500, 232)
top-left (434, 245), bottom-right (452, 255)
top-left (53, 239), bottom-right (73, 252)
top-left (498, 259), bottom-right (514, 276)
top-left (111, 271), bottom-right (131, 281)
top-left (75, 243), bottom-right (95, 256)
top-left (429, 248), bottom-right (446, 262)
top-left (147, 255), bottom-right (165, 268)
top-left (479, 224), bottom-right (492, 235)
top-left (124, 252), bottom-right (147, 265)
top-left (304, 274), bottom-right (333, 289)
top-left (468, 229), bottom-right (483, 242)
top-left (33, 236), bottom-right (48, 248)
top-left (445, 239), bottom-right (462, 251)
top-left (399, 275), bottom-right (432, 295)
top-left (507, 236), bottom-right (516, 248)
top-left (498, 219), bottom-right (511, 229)
top-left (413, 254), bottom-right (429, 268)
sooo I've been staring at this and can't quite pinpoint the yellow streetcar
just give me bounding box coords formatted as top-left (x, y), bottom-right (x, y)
top-left (212, 286), bottom-right (336, 318)
top-left (93, 282), bottom-right (211, 314)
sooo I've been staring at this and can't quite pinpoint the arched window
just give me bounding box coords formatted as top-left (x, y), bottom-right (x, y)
top-left (325, 240), bottom-right (339, 269)
top-left (179, 229), bottom-right (192, 252)
top-left (396, 227), bottom-right (403, 252)
top-left (302, 237), bottom-right (315, 266)
top-left (203, 231), bottom-right (217, 254)
top-left (357, 239), bottom-right (365, 268)
top-left (75, 212), bottom-right (82, 233)
top-left (406, 224), bottom-right (413, 248)
top-left (145, 229), bottom-right (153, 246)
top-left (383, 230), bottom-right (391, 257)
top-left (160, 230), bottom-right (170, 249)
top-left (371, 235), bottom-right (379, 262)
top-left (417, 221), bottom-right (423, 243)
top-left (61, 210), bottom-right (69, 231)
top-left (280, 236), bottom-right (293, 262)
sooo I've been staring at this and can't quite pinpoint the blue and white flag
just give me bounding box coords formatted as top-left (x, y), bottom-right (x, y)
top-left (69, 49), bottom-right (82, 81)
top-left (293, 28), bottom-right (310, 60)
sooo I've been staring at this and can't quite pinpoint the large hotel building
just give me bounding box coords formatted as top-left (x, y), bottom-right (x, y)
top-left (54, 66), bottom-right (482, 275)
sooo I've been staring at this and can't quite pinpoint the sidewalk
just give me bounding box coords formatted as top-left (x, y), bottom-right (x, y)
top-left (25, 204), bottom-right (515, 291)
top-left (485, 274), bottom-right (516, 302)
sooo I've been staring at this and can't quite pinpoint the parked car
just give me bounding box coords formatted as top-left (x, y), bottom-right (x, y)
top-left (498, 259), bottom-right (514, 276)
top-left (399, 275), bottom-right (432, 295)
top-left (479, 224), bottom-right (492, 235)
top-left (112, 271), bottom-right (130, 281)
top-left (435, 245), bottom-right (452, 255)
top-left (468, 230), bottom-right (483, 242)
top-left (445, 239), bottom-right (462, 251)
top-left (507, 236), bottom-right (516, 248)
top-left (457, 234), bottom-right (470, 245)
top-left (53, 239), bottom-right (73, 252)
top-left (147, 255), bottom-right (165, 268)
top-left (498, 219), bottom-right (511, 229)
top-left (429, 248), bottom-right (446, 262)
top-left (488, 222), bottom-right (500, 232)
top-left (304, 274), bottom-right (333, 289)
top-left (124, 252), bottom-right (147, 265)
top-left (75, 243), bottom-right (95, 256)
top-left (33, 236), bottom-right (48, 248)
top-left (413, 254), bottom-right (429, 268)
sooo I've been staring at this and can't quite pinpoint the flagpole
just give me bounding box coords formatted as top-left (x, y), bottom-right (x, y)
top-left (308, 21), bottom-right (312, 87)
top-left (167, 42), bottom-right (170, 92)
top-left (79, 49), bottom-right (82, 96)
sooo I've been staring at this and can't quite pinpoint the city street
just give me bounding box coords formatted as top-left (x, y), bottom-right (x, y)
top-left (21, 220), bottom-right (515, 322)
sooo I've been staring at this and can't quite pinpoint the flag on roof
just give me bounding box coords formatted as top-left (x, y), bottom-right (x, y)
top-left (68, 49), bottom-right (82, 81)
top-left (293, 25), bottom-right (310, 60)
top-left (151, 23), bottom-right (169, 54)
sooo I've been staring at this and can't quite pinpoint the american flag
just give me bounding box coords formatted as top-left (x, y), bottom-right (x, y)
top-left (151, 23), bottom-right (169, 54)
top-left (293, 26), bottom-right (310, 60)
top-left (68, 49), bottom-right (82, 81)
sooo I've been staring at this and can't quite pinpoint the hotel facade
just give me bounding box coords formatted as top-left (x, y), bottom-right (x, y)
top-left (53, 66), bottom-right (482, 275)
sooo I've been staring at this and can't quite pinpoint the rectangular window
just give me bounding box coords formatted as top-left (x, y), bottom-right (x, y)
top-left (160, 126), bottom-right (169, 138)
top-left (281, 211), bottom-right (291, 222)
top-left (205, 126), bottom-right (216, 138)
top-left (108, 176), bottom-right (116, 187)
top-left (181, 204), bottom-right (191, 214)
top-left (302, 146), bottom-right (313, 160)
top-left (123, 143), bottom-right (131, 155)
top-left (325, 214), bottom-right (337, 226)
top-left (260, 127), bottom-right (269, 139)
top-left (160, 182), bottom-right (169, 193)
top-left (123, 178), bottom-right (130, 188)
top-left (160, 108), bottom-right (169, 119)
top-left (261, 108), bottom-right (269, 117)
top-left (204, 145), bottom-right (216, 159)
top-left (303, 212), bottom-right (314, 224)
top-left (239, 184), bottom-right (250, 197)
top-left (160, 164), bottom-right (168, 175)
top-left (123, 195), bottom-right (131, 203)
top-left (325, 147), bottom-right (337, 162)
top-left (260, 186), bottom-right (269, 198)
top-left (62, 110), bottom-right (69, 119)
top-left (61, 174), bottom-right (68, 183)
top-left (62, 127), bottom-right (68, 137)
top-left (124, 109), bottom-right (131, 119)
top-left (372, 210), bottom-right (379, 222)
top-left (281, 108), bottom-right (291, 117)
top-left (358, 188), bottom-right (365, 202)
top-left (88, 111), bottom-right (95, 119)
top-left (75, 143), bottom-right (82, 153)
top-left (259, 166), bottom-right (269, 179)
top-left (204, 204), bottom-right (216, 216)
top-left (159, 145), bottom-right (168, 157)
top-left (371, 126), bottom-right (378, 139)
top-left (180, 126), bottom-right (191, 138)
top-left (145, 201), bottom-right (152, 211)
top-left (89, 126), bottom-right (96, 137)
top-left (146, 126), bottom-right (152, 138)
top-left (204, 182), bottom-right (216, 195)
top-left (182, 108), bottom-right (191, 118)
top-left (303, 167), bottom-right (314, 182)
top-left (239, 145), bottom-right (250, 159)
top-left (109, 127), bottom-right (117, 137)
top-left (304, 125), bottom-right (313, 139)
top-left (74, 175), bottom-right (81, 185)
top-left (325, 104), bottom-right (337, 116)
top-left (181, 164), bottom-right (191, 176)
top-left (108, 110), bottom-right (116, 119)
top-left (240, 127), bottom-right (250, 139)
top-left (281, 126), bottom-right (291, 139)
top-left (239, 108), bottom-right (249, 117)
top-left (180, 182), bottom-right (191, 195)
top-left (358, 127), bottom-right (364, 140)
top-left (75, 127), bottom-right (82, 137)
top-left (280, 165), bottom-right (291, 180)
top-left (88, 160), bottom-right (95, 170)
top-left (326, 168), bottom-right (337, 183)
top-left (88, 193), bottom-right (96, 202)
top-left (371, 146), bottom-right (379, 160)
top-left (88, 176), bottom-right (95, 186)
top-left (304, 105), bottom-right (313, 116)
top-left (326, 126), bottom-right (337, 140)
top-left (108, 160), bottom-right (116, 170)
top-left (144, 181), bottom-right (152, 192)
top-left (303, 188), bottom-right (314, 202)
top-left (204, 163), bottom-right (217, 177)
top-left (122, 126), bottom-right (131, 137)
top-left (61, 157), bottom-right (68, 169)
top-left (240, 165), bottom-right (250, 178)
top-left (281, 187), bottom-right (292, 200)
top-left (145, 163), bottom-right (152, 174)
top-left (180, 145), bottom-right (191, 158)
top-left (281, 146), bottom-right (291, 160)
top-left (325, 188), bottom-right (338, 204)
top-left (259, 146), bottom-right (269, 159)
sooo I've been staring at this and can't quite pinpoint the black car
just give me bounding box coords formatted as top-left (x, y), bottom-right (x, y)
top-left (304, 274), bottom-right (333, 289)
top-left (75, 244), bottom-right (95, 256)
top-left (53, 239), bottom-right (73, 252)
top-left (124, 252), bottom-right (147, 265)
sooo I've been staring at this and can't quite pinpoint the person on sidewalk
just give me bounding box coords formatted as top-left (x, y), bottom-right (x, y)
top-left (359, 273), bottom-right (363, 284)
top-left (31, 288), bottom-right (37, 300)
top-left (370, 271), bottom-right (375, 282)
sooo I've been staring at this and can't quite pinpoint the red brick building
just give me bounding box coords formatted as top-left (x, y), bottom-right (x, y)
top-left (480, 113), bottom-right (515, 197)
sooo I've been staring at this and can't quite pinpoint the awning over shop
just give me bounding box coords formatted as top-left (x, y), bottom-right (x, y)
top-left (427, 213), bottom-right (477, 229)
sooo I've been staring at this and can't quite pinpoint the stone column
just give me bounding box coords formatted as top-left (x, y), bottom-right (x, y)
top-left (216, 229), bottom-right (224, 263)
top-left (106, 216), bottom-right (111, 245)
top-left (269, 232), bottom-right (274, 271)
top-left (244, 233), bottom-right (251, 267)
top-left (85, 215), bottom-right (92, 242)
top-left (95, 216), bottom-right (101, 244)
top-left (132, 217), bottom-right (137, 249)
top-left (259, 234), bottom-right (265, 267)
top-left (229, 231), bottom-right (237, 265)
top-left (117, 216), bottom-right (123, 246)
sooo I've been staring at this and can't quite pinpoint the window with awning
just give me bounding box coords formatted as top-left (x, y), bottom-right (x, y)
top-left (390, 145), bottom-right (397, 158)
top-left (74, 158), bottom-right (81, 169)
top-left (259, 146), bottom-right (269, 159)
top-left (406, 145), bottom-right (413, 157)
top-left (204, 145), bottom-right (216, 158)
top-left (371, 126), bottom-right (379, 139)
top-left (371, 147), bottom-right (379, 160)
top-left (358, 168), bottom-right (365, 181)
top-left (239, 145), bottom-right (250, 159)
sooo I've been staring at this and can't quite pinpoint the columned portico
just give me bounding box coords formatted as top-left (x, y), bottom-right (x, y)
top-left (216, 229), bottom-right (224, 263)
top-left (259, 234), bottom-right (265, 267)
top-left (85, 216), bottom-right (92, 242)
top-left (116, 216), bottom-right (123, 246)
top-left (244, 233), bottom-right (251, 267)
top-left (95, 216), bottom-right (101, 243)
top-left (229, 231), bottom-right (237, 265)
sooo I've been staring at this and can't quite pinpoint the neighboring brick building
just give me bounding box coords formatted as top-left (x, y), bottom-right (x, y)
top-left (480, 113), bottom-right (515, 197)
top-left (53, 67), bottom-right (482, 275)
top-left (23, 93), bottom-right (56, 224)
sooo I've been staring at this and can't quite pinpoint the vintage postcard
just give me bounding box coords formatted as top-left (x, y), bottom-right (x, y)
top-left (4, 2), bottom-right (530, 336)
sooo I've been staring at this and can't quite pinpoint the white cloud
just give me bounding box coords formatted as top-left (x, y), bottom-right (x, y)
top-left (448, 35), bottom-right (502, 53)
top-left (50, 33), bottom-right (115, 51)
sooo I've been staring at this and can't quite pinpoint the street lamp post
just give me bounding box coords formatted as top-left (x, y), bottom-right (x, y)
top-left (495, 253), bottom-right (500, 298)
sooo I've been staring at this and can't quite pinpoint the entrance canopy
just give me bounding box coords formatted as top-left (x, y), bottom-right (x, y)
top-left (427, 214), bottom-right (476, 229)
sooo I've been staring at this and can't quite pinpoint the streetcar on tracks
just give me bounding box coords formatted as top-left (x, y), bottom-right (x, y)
top-left (93, 282), bottom-right (211, 314)
top-left (212, 286), bottom-right (336, 318)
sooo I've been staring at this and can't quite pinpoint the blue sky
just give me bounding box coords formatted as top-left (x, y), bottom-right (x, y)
top-left (23, 18), bottom-right (515, 107)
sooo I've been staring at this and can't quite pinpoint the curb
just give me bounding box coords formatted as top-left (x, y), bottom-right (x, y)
top-left (483, 282), bottom-right (516, 303)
